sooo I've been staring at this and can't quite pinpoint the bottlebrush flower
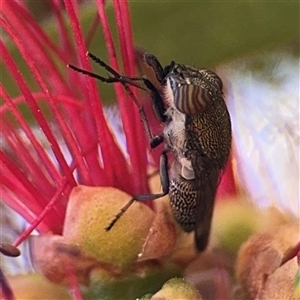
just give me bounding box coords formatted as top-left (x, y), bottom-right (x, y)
top-left (1, 0), bottom-right (228, 298)
top-left (1, 0), bottom-right (150, 237)
top-left (2, 1), bottom-right (299, 300)
top-left (0, 0), bottom-right (242, 299)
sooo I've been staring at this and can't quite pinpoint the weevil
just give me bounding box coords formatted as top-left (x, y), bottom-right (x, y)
top-left (68, 52), bottom-right (231, 251)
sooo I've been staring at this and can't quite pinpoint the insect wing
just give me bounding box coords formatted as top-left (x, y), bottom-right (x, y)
top-left (193, 158), bottom-right (220, 251)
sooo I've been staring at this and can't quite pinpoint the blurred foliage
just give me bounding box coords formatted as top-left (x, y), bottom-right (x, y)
top-left (84, 264), bottom-right (181, 300)
top-left (128, 1), bottom-right (299, 66)
top-left (2, 1), bottom-right (299, 100)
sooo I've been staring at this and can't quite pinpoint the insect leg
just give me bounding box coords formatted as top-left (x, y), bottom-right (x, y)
top-left (68, 55), bottom-right (156, 142)
top-left (105, 151), bottom-right (170, 231)
top-left (69, 53), bottom-right (169, 133)
top-left (144, 53), bottom-right (175, 84)
top-left (143, 78), bottom-right (167, 123)
top-left (68, 54), bottom-right (171, 229)
top-left (68, 59), bottom-right (146, 91)
top-left (89, 52), bottom-right (168, 123)
top-left (87, 52), bottom-right (146, 89)
top-left (144, 53), bottom-right (165, 83)
top-left (67, 64), bottom-right (124, 84)
top-left (150, 134), bottom-right (164, 149)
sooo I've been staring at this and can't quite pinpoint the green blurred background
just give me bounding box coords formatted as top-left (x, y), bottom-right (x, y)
top-left (128, 1), bottom-right (299, 67)
top-left (1, 2), bottom-right (298, 298)
top-left (2, 1), bottom-right (299, 98)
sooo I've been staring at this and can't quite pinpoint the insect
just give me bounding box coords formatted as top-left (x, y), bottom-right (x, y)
top-left (68, 52), bottom-right (231, 251)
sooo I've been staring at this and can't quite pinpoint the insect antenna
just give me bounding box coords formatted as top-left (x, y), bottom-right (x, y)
top-left (68, 53), bottom-right (154, 141)
top-left (68, 53), bottom-right (160, 231)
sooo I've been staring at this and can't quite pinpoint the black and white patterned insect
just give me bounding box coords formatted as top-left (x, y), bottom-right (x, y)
top-left (68, 52), bottom-right (231, 251)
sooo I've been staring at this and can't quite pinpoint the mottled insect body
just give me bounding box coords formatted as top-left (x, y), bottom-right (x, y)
top-left (156, 61), bottom-right (231, 250)
top-left (68, 52), bottom-right (231, 251)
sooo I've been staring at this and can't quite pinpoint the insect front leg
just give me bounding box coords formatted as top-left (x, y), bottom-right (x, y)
top-left (150, 134), bottom-right (164, 148)
top-left (144, 53), bottom-right (165, 83)
top-left (142, 78), bottom-right (167, 123)
top-left (68, 53), bottom-right (156, 142)
top-left (105, 150), bottom-right (170, 231)
top-left (68, 53), bottom-right (171, 230)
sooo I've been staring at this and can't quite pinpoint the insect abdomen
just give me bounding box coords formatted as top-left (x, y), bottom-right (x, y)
top-left (169, 177), bottom-right (197, 232)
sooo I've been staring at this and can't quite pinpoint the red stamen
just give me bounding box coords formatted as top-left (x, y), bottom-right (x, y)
top-left (85, 13), bottom-right (100, 48)
top-left (0, 92), bottom-right (84, 113)
top-left (1, 12), bottom-right (95, 185)
top-left (1, 0), bottom-right (153, 247)
top-left (13, 179), bottom-right (69, 247)
top-left (50, 0), bottom-right (75, 62)
top-left (0, 140), bottom-right (51, 208)
top-left (216, 155), bottom-right (237, 199)
top-left (0, 268), bottom-right (15, 300)
top-left (65, 263), bottom-right (84, 300)
top-left (4, 1), bottom-right (70, 95)
top-left (119, 0), bottom-right (136, 74)
top-left (0, 35), bottom-right (76, 188)
top-left (113, 0), bottom-right (149, 193)
top-left (65, 0), bottom-right (134, 192)
top-left (5, 1), bottom-right (66, 62)
top-left (97, 0), bottom-right (148, 194)
top-left (0, 172), bottom-right (51, 233)
top-left (0, 84), bottom-right (61, 185)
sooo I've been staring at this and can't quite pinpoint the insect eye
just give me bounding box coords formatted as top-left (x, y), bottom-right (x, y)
top-left (174, 84), bottom-right (212, 114)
